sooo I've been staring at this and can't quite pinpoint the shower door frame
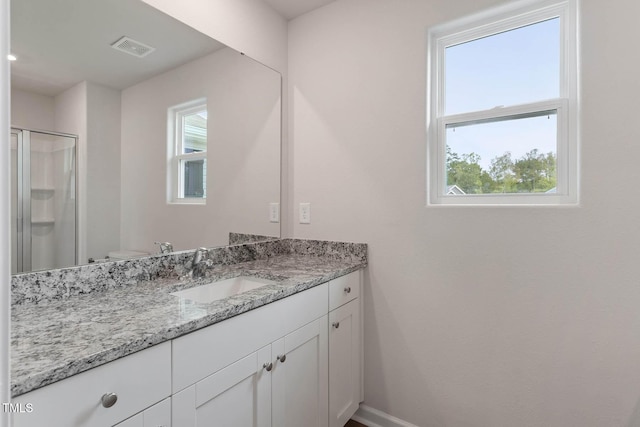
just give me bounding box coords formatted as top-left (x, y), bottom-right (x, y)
top-left (11, 127), bottom-right (79, 273)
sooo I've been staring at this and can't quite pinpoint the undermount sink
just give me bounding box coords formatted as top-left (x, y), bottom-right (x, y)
top-left (170, 276), bottom-right (276, 303)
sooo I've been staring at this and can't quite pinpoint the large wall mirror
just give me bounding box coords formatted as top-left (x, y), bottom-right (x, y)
top-left (9, 0), bottom-right (281, 274)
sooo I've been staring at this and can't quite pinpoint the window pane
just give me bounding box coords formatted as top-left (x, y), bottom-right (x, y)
top-left (181, 159), bottom-right (207, 198)
top-left (183, 110), bottom-right (207, 153)
top-left (445, 112), bottom-right (557, 194)
top-left (445, 18), bottom-right (560, 115)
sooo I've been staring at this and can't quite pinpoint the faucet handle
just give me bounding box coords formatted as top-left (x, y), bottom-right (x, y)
top-left (196, 247), bottom-right (208, 257)
top-left (192, 247), bottom-right (209, 264)
top-left (154, 241), bottom-right (174, 254)
top-left (191, 247), bottom-right (210, 278)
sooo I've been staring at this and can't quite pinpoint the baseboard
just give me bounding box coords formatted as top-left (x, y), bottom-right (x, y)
top-left (352, 404), bottom-right (419, 427)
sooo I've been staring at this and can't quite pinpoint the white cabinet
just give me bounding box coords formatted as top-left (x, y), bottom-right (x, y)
top-left (171, 283), bottom-right (329, 426)
top-left (11, 269), bottom-right (363, 427)
top-left (172, 283), bottom-right (328, 394)
top-left (172, 316), bottom-right (328, 427)
top-left (115, 398), bottom-right (171, 427)
top-left (12, 342), bottom-right (172, 427)
top-left (170, 270), bottom-right (361, 427)
top-left (328, 271), bottom-right (362, 427)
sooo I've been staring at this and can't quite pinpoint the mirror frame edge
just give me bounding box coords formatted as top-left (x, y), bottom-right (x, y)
top-left (1, 0), bottom-right (12, 416)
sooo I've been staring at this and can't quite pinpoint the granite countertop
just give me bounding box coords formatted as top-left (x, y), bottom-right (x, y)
top-left (11, 249), bottom-right (366, 397)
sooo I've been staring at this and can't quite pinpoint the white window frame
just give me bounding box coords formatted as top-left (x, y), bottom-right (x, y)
top-left (167, 98), bottom-right (207, 205)
top-left (427, 0), bottom-right (579, 206)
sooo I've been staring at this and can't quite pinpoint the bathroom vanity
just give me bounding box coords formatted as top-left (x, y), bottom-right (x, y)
top-left (10, 239), bottom-right (366, 427)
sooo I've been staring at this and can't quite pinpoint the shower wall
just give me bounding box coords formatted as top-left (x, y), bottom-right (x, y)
top-left (29, 134), bottom-right (56, 270)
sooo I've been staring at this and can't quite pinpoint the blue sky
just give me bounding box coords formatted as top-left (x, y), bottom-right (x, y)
top-left (445, 18), bottom-right (560, 170)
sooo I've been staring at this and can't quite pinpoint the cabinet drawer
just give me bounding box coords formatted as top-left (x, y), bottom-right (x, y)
top-left (329, 271), bottom-right (360, 311)
top-left (12, 342), bottom-right (171, 427)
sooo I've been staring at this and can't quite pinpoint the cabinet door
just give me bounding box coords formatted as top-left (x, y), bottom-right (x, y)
top-left (172, 346), bottom-right (271, 427)
top-left (143, 398), bottom-right (171, 427)
top-left (114, 413), bottom-right (143, 427)
top-left (329, 299), bottom-right (361, 427)
top-left (114, 398), bottom-right (170, 427)
top-left (272, 316), bottom-right (328, 427)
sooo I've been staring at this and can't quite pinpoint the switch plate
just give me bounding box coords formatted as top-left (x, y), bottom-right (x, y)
top-left (269, 203), bottom-right (279, 223)
top-left (299, 203), bottom-right (311, 224)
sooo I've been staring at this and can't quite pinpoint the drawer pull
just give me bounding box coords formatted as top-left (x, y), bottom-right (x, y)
top-left (263, 362), bottom-right (273, 372)
top-left (332, 322), bottom-right (340, 329)
top-left (277, 354), bottom-right (287, 363)
top-left (101, 392), bottom-right (118, 408)
top-left (344, 287), bottom-right (351, 294)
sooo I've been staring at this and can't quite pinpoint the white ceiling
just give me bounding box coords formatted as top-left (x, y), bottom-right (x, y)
top-left (11, 0), bottom-right (225, 97)
top-left (262, 0), bottom-right (336, 20)
top-left (10, 0), bottom-right (336, 97)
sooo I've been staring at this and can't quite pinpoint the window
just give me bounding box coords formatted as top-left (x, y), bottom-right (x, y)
top-left (168, 99), bottom-right (207, 204)
top-left (427, 0), bottom-right (578, 205)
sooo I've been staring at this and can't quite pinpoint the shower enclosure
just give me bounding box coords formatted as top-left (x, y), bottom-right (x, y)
top-left (10, 128), bottom-right (77, 274)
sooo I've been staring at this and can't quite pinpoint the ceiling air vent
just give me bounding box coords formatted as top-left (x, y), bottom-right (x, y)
top-left (111, 36), bottom-right (155, 58)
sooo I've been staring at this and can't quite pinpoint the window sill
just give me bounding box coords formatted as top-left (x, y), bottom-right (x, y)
top-left (428, 192), bottom-right (578, 206)
top-left (168, 199), bottom-right (206, 206)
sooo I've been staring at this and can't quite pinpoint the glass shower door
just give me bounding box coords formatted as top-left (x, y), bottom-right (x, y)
top-left (11, 128), bottom-right (77, 273)
top-left (10, 130), bottom-right (20, 274)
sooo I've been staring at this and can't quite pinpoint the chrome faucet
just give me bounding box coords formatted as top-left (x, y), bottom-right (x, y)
top-left (193, 247), bottom-right (208, 265)
top-left (155, 241), bottom-right (174, 254)
top-left (191, 247), bottom-right (209, 278)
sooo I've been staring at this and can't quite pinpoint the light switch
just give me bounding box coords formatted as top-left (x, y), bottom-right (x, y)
top-left (299, 203), bottom-right (311, 224)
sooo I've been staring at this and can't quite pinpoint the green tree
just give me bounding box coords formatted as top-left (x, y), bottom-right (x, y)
top-left (446, 147), bottom-right (483, 194)
top-left (513, 149), bottom-right (556, 192)
top-left (447, 148), bottom-right (556, 194)
top-left (489, 152), bottom-right (517, 193)
top-left (480, 170), bottom-right (496, 193)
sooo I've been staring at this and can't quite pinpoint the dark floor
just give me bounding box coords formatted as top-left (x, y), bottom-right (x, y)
top-left (345, 420), bottom-right (367, 427)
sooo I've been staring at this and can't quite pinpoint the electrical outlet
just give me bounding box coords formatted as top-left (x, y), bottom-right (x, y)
top-left (269, 203), bottom-right (279, 223)
top-left (299, 203), bottom-right (311, 224)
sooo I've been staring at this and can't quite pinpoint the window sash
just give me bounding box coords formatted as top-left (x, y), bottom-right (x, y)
top-left (174, 152), bottom-right (207, 200)
top-left (175, 104), bottom-right (207, 156)
top-left (438, 99), bottom-right (567, 198)
top-left (435, 4), bottom-right (569, 115)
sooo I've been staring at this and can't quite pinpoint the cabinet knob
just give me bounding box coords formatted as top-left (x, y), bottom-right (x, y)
top-left (332, 322), bottom-right (340, 329)
top-left (263, 362), bottom-right (273, 372)
top-left (277, 354), bottom-right (287, 363)
top-left (344, 287), bottom-right (351, 294)
top-left (101, 392), bottom-right (118, 408)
